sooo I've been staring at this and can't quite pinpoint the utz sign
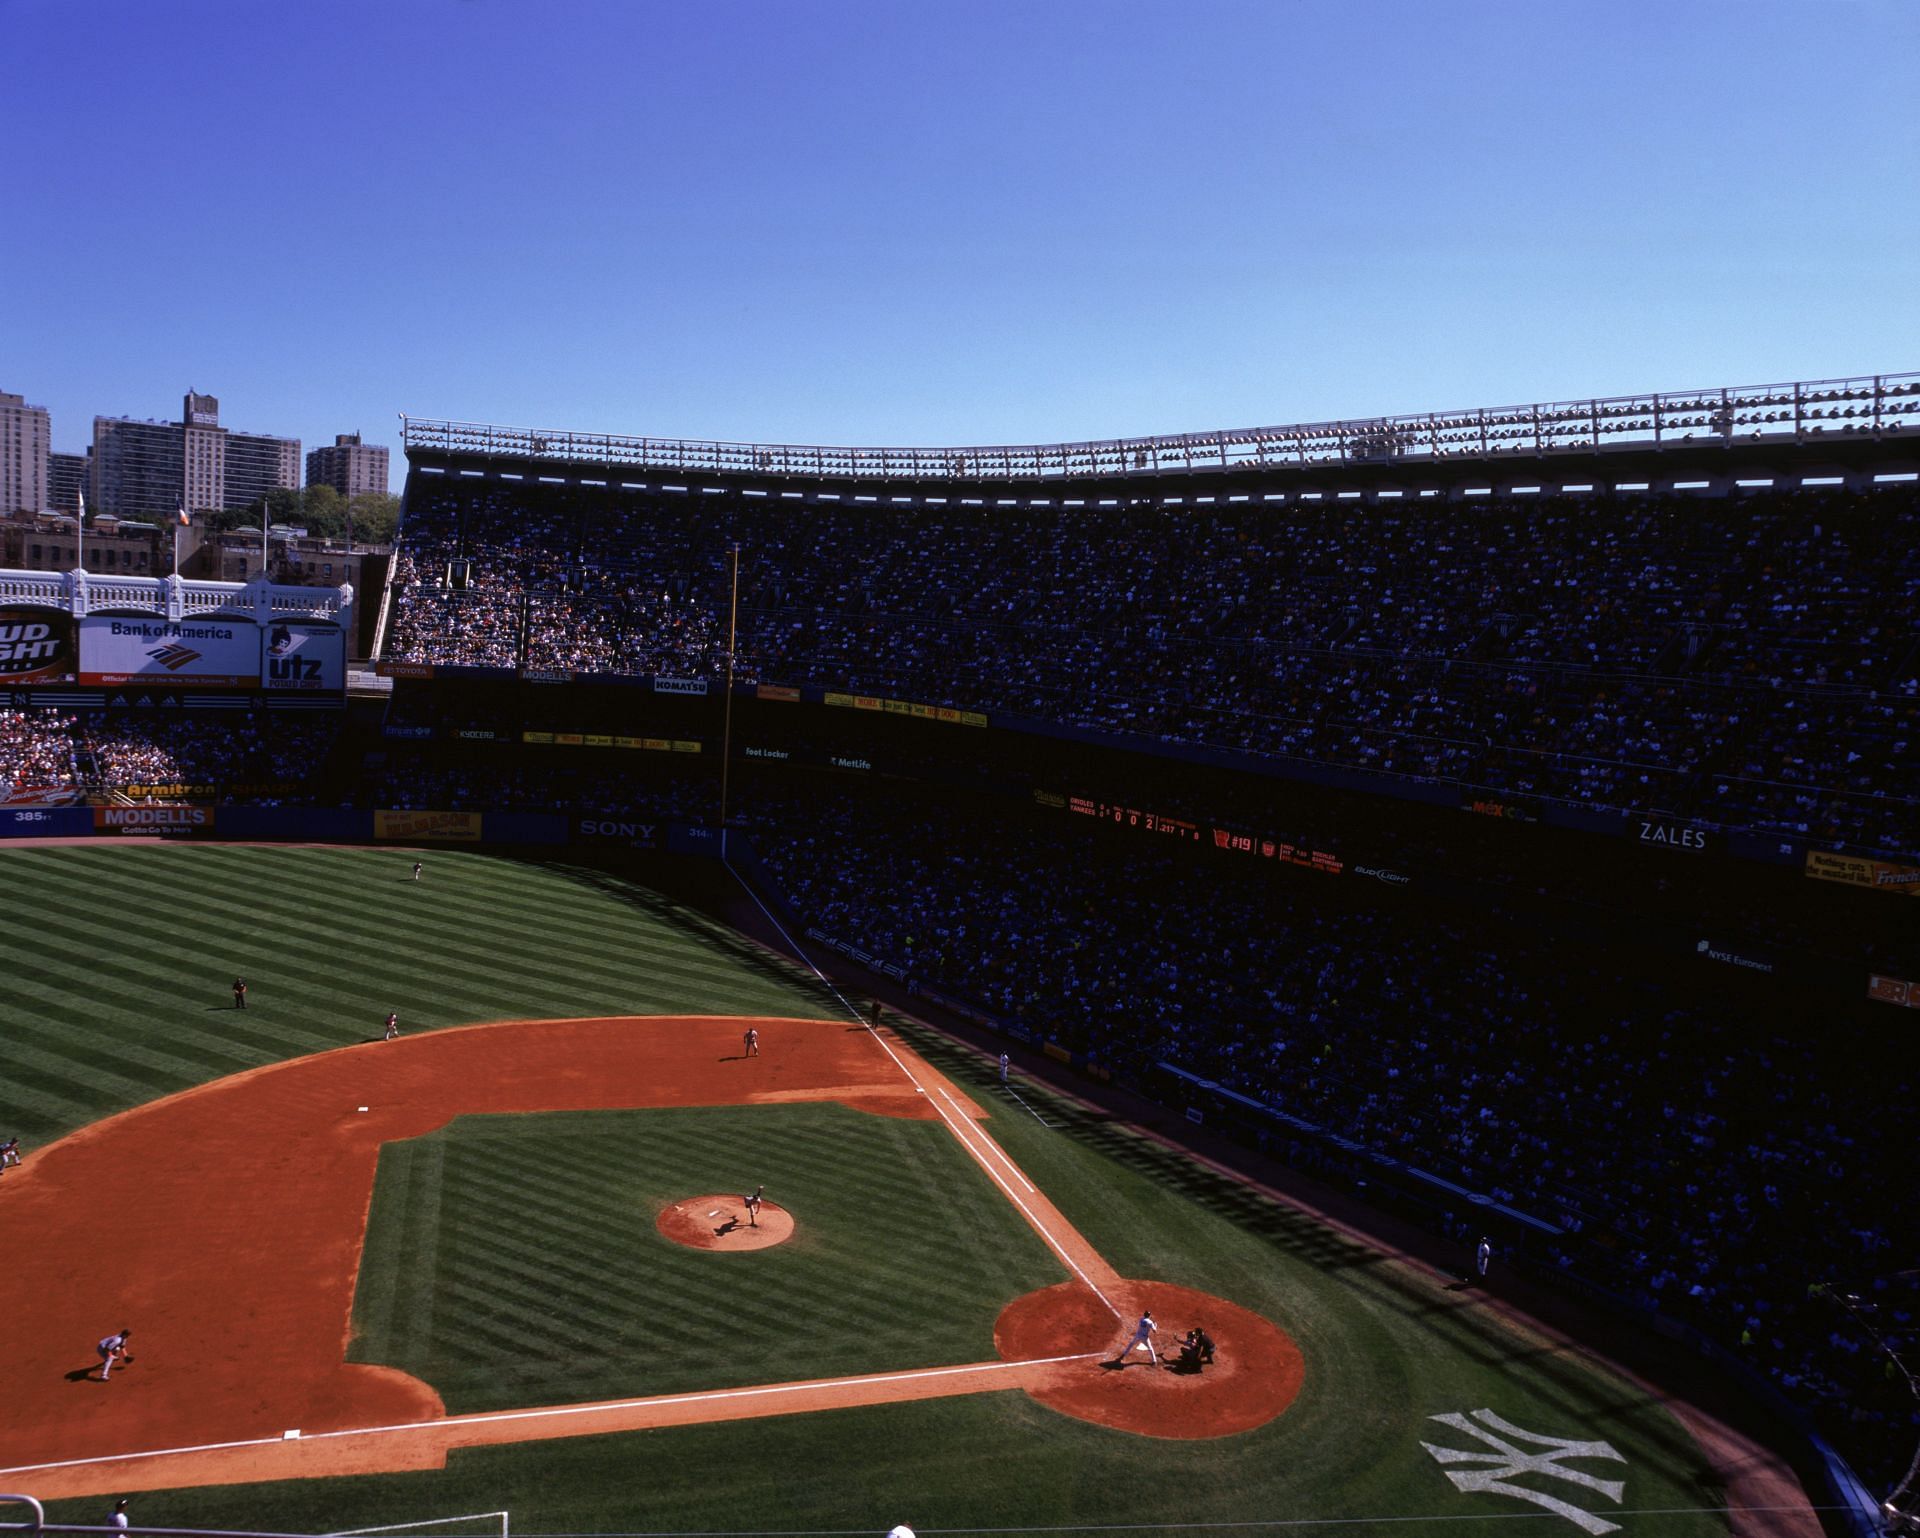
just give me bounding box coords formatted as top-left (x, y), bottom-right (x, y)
top-left (261, 622), bottom-right (346, 692)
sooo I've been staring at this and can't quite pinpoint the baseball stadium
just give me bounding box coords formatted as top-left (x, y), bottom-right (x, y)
top-left (1, 373), bottom-right (1917, 1538)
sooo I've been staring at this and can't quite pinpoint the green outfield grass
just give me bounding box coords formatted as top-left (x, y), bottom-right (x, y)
top-left (0, 843), bottom-right (833, 1143)
top-left (350, 1103), bottom-right (1066, 1410)
top-left (9, 845), bottom-right (1735, 1537)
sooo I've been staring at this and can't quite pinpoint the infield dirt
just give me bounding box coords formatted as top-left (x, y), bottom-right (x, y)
top-left (0, 1013), bottom-right (1300, 1499)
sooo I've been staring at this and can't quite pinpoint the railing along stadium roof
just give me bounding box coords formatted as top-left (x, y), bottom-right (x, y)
top-left (402, 371), bottom-right (1920, 483)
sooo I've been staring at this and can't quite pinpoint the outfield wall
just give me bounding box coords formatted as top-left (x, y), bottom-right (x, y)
top-left (0, 804), bottom-right (717, 855)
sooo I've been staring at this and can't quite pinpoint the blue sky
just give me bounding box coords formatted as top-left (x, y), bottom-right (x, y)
top-left (5, 0), bottom-right (1916, 485)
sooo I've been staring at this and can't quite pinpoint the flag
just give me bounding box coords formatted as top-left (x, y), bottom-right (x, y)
top-left (77, 487), bottom-right (86, 518)
top-left (177, 505), bottom-right (191, 527)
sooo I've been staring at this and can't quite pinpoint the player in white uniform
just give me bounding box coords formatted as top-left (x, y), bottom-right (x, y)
top-left (743, 1184), bottom-right (764, 1227)
top-left (97, 1328), bottom-right (132, 1380)
top-left (1119, 1310), bottom-right (1159, 1365)
top-left (1476, 1236), bottom-right (1492, 1280)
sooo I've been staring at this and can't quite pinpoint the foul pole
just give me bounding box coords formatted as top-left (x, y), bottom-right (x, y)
top-left (719, 542), bottom-right (740, 854)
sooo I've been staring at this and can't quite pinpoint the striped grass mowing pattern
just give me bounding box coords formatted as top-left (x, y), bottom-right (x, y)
top-left (349, 1103), bottom-right (1067, 1412)
top-left (0, 844), bottom-right (838, 1144)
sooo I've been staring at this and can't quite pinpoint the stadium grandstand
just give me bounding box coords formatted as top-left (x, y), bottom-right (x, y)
top-left (3, 370), bottom-right (1917, 1536)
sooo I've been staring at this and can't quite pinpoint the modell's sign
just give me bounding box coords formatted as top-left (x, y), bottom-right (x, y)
top-left (0, 609), bottom-right (75, 683)
top-left (95, 806), bottom-right (215, 831)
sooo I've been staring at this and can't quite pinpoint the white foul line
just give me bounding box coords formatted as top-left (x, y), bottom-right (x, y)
top-left (722, 856), bottom-right (1119, 1321)
top-left (724, 859), bottom-right (863, 1021)
top-left (938, 1085), bottom-right (1035, 1193)
top-left (1003, 1085), bottom-right (1052, 1127)
top-left (0, 1353), bottom-right (1105, 1479)
top-left (859, 1014), bottom-right (1122, 1322)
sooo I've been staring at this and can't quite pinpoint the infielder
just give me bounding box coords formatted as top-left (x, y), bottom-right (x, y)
top-left (743, 1026), bottom-right (760, 1057)
top-left (0, 1135), bottom-right (20, 1168)
top-left (384, 1011), bottom-right (400, 1041)
top-left (97, 1327), bottom-right (133, 1380)
top-left (1118, 1309), bottom-right (1159, 1365)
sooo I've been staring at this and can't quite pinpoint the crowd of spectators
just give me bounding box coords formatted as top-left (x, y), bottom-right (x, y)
top-left (363, 755), bottom-right (718, 823)
top-left (741, 782), bottom-right (1918, 1487)
top-left (79, 716), bottom-right (337, 802)
top-left (0, 713), bottom-right (339, 804)
top-left (0, 709), bottom-right (79, 800)
top-left (383, 479), bottom-right (1920, 857)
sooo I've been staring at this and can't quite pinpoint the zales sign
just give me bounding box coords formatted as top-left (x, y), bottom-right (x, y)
top-left (1636, 817), bottom-right (1710, 852)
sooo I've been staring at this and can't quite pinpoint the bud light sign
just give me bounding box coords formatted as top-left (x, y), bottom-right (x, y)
top-left (262, 622), bottom-right (345, 692)
top-left (0, 609), bottom-right (74, 683)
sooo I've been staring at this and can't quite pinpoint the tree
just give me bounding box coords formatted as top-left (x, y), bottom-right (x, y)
top-left (298, 484), bottom-right (347, 537)
top-left (346, 491), bottom-right (401, 546)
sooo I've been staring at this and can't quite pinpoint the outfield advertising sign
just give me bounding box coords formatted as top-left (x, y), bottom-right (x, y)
top-left (0, 608), bottom-right (76, 683)
top-left (261, 622), bottom-right (346, 692)
top-left (79, 615), bottom-right (260, 688)
top-left (374, 809), bottom-right (485, 842)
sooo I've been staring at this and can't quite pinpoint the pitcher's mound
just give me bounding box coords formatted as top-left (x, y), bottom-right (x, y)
top-left (657, 1195), bottom-right (794, 1251)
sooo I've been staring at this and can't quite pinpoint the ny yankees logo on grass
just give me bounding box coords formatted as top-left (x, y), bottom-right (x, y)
top-left (1421, 1408), bottom-right (1628, 1535)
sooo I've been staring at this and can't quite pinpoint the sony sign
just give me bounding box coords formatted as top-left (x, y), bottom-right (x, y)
top-left (577, 819), bottom-right (658, 848)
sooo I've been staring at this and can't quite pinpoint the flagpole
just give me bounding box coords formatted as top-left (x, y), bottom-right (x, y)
top-left (76, 489), bottom-right (86, 573)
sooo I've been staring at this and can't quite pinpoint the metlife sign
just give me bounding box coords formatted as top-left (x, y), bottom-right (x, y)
top-left (79, 616), bottom-right (260, 687)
